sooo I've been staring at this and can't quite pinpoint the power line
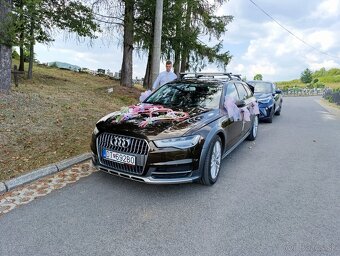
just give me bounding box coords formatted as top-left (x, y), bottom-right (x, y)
top-left (248, 0), bottom-right (339, 60)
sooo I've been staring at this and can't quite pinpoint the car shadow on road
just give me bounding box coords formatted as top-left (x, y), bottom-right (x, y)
top-left (88, 138), bottom-right (255, 202)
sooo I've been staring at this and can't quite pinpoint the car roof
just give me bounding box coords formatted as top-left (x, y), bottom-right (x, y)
top-left (247, 80), bottom-right (274, 84)
top-left (180, 72), bottom-right (241, 79)
top-left (177, 72), bottom-right (245, 84)
top-left (172, 79), bottom-right (226, 85)
top-left (172, 74), bottom-right (255, 93)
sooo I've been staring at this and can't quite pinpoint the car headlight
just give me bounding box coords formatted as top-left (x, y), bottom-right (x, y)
top-left (154, 135), bottom-right (200, 149)
top-left (93, 126), bottom-right (99, 135)
top-left (258, 97), bottom-right (273, 104)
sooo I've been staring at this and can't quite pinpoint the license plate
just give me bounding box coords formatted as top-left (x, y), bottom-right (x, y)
top-left (102, 149), bottom-right (136, 165)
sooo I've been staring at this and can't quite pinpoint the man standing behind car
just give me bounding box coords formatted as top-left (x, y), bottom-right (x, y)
top-left (152, 60), bottom-right (177, 90)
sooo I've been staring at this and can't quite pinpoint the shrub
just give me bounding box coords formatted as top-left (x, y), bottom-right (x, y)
top-left (283, 85), bottom-right (291, 91)
top-left (12, 49), bottom-right (20, 60)
top-left (315, 83), bottom-right (325, 88)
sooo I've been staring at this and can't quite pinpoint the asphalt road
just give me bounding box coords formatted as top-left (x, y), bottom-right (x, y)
top-left (0, 96), bottom-right (339, 256)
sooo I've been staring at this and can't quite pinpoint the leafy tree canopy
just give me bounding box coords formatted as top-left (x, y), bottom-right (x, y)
top-left (133, 0), bottom-right (233, 71)
top-left (300, 68), bottom-right (313, 84)
top-left (8, 0), bottom-right (100, 46)
top-left (254, 74), bottom-right (263, 80)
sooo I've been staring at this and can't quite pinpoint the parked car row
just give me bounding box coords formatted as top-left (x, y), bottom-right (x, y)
top-left (91, 74), bottom-right (282, 185)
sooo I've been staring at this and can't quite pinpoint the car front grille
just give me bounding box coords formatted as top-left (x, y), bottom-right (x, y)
top-left (97, 133), bottom-right (149, 175)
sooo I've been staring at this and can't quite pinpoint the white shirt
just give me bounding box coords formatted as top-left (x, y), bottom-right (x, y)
top-left (152, 71), bottom-right (177, 90)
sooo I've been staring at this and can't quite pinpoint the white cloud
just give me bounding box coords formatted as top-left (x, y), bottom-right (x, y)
top-left (311, 0), bottom-right (340, 19)
top-left (219, 12), bottom-right (340, 81)
top-left (250, 62), bottom-right (277, 76)
top-left (309, 59), bottom-right (339, 70)
top-left (307, 30), bottom-right (336, 51)
top-left (233, 64), bottom-right (245, 74)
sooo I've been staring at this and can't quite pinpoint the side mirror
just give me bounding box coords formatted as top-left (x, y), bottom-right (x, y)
top-left (235, 100), bottom-right (246, 108)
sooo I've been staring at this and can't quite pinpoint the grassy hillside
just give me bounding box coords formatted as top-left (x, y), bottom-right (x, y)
top-left (276, 68), bottom-right (340, 89)
top-left (0, 61), bottom-right (142, 181)
top-left (276, 79), bottom-right (304, 88)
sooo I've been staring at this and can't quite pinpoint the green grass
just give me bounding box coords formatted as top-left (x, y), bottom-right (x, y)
top-left (0, 60), bottom-right (143, 181)
top-left (276, 68), bottom-right (340, 90)
top-left (318, 75), bottom-right (340, 84)
top-left (276, 79), bottom-right (304, 88)
top-left (276, 78), bottom-right (340, 90)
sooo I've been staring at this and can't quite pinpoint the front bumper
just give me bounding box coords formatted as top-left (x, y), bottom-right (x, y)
top-left (92, 154), bottom-right (201, 184)
top-left (91, 131), bottom-right (205, 184)
top-left (258, 103), bottom-right (274, 119)
top-left (97, 165), bottom-right (199, 184)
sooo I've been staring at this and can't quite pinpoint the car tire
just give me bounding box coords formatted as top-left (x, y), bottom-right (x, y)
top-left (275, 104), bottom-right (282, 116)
top-left (200, 136), bottom-right (222, 186)
top-left (247, 115), bottom-right (258, 141)
top-left (267, 105), bottom-right (275, 123)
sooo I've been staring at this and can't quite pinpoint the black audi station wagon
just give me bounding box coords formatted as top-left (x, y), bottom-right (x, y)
top-left (91, 73), bottom-right (259, 185)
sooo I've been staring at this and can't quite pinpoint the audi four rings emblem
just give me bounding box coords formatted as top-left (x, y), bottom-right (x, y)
top-left (111, 136), bottom-right (131, 148)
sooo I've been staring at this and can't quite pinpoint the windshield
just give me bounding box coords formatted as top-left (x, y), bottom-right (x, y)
top-left (248, 82), bottom-right (273, 94)
top-left (144, 82), bottom-right (222, 109)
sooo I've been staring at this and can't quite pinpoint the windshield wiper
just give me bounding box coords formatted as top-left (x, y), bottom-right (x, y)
top-left (144, 101), bottom-right (169, 106)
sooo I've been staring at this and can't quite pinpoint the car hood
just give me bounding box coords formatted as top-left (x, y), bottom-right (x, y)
top-left (96, 106), bottom-right (220, 140)
top-left (254, 92), bottom-right (273, 100)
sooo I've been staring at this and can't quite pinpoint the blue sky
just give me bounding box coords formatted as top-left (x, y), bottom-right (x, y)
top-left (35, 0), bottom-right (340, 82)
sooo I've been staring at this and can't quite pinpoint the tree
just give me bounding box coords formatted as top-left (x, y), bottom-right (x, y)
top-left (12, 48), bottom-right (19, 59)
top-left (11, 0), bottom-right (100, 78)
top-left (254, 74), bottom-right (263, 80)
top-left (178, 0), bottom-right (233, 73)
top-left (135, 0), bottom-right (233, 89)
top-left (150, 0), bottom-right (163, 84)
top-left (91, 0), bottom-right (135, 87)
top-left (120, 0), bottom-right (134, 87)
top-left (91, 0), bottom-right (234, 88)
top-left (300, 68), bottom-right (313, 84)
top-left (0, 0), bottom-right (12, 93)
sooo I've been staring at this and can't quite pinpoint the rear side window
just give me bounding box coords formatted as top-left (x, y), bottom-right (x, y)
top-left (243, 83), bottom-right (253, 97)
top-left (235, 83), bottom-right (249, 100)
top-left (225, 83), bottom-right (240, 101)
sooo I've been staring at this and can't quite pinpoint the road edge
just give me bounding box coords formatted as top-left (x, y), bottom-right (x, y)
top-left (316, 98), bottom-right (340, 117)
top-left (1, 153), bottom-right (92, 195)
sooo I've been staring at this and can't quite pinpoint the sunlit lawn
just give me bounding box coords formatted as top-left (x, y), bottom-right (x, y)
top-left (0, 61), bottom-right (142, 181)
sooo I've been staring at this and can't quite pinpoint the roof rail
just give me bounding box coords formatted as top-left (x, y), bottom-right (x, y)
top-left (179, 72), bottom-right (243, 80)
top-left (231, 74), bottom-right (242, 80)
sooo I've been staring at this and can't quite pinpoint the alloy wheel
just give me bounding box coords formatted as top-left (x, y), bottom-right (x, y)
top-left (210, 141), bottom-right (222, 179)
top-left (253, 115), bottom-right (259, 138)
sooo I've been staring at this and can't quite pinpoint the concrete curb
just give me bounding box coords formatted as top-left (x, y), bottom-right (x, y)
top-left (0, 182), bottom-right (7, 194)
top-left (1, 152), bottom-right (92, 195)
top-left (5, 164), bottom-right (58, 191)
top-left (56, 153), bottom-right (92, 172)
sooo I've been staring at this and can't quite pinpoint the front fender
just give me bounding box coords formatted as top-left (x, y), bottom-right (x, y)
top-left (196, 119), bottom-right (227, 176)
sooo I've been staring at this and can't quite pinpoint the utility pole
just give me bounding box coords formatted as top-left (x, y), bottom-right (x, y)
top-left (0, 0), bottom-right (12, 93)
top-left (151, 0), bottom-right (163, 85)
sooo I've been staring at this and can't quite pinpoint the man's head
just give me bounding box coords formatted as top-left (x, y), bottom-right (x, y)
top-left (165, 60), bottom-right (172, 72)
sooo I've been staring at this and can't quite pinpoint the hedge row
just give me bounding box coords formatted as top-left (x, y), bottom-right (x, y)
top-left (323, 88), bottom-right (340, 105)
